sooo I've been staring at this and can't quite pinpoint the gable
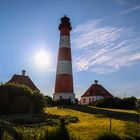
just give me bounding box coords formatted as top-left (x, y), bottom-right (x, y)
top-left (81, 83), bottom-right (113, 98)
top-left (8, 74), bottom-right (40, 92)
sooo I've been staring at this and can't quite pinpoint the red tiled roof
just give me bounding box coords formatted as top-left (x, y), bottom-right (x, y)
top-left (8, 74), bottom-right (40, 92)
top-left (81, 83), bottom-right (113, 98)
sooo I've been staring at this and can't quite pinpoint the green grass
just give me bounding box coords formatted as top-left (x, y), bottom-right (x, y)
top-left (2, 125), bottom-right (64, 140)
top-left (94, 132), bottom-right (122, 140)
top-left (90, 106), bottom-right (138, 114)
top-left (46, 106), bottom-right (139, 140)
top-left (1, 121), bottom-right (78, 140)
top-left (1, 106), bottom-right (139, 140)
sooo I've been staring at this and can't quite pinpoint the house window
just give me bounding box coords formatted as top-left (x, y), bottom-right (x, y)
top-left (83, 98), bottom-right (86, 103)
top-left (89, 98), bottom-right (91, 102)
top-left (90, 91), bottom-right (92, 95)
top-left (92, 98), bottom-right (94, 101)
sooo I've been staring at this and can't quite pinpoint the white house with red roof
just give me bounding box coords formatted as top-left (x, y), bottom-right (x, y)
top-left (80, 80), bottom-right (113, 105)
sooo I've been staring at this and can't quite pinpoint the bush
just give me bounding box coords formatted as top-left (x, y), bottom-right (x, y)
top-left (44, 95), bottom-right (53, 106)
top-left (54, 99), bottom-right (72, 107)
top-left (0, 83), bottom-right (45, 115)
top-left (95, 132), bottom-right (121, 140)
top-left (135, 99), bottom-right (140, 113)
top-left (92, 96), bottom-right (137, 110)
top-left (66, 116), bottom-right (79, 123)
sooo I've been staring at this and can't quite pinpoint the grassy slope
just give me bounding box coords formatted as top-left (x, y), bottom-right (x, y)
top-left (90, 106), bottom-right (138, 114)
top-left (46, 106), bottom-right (139, 140)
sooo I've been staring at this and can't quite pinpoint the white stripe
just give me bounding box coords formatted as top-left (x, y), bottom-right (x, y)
top-left (53, 93), bottom-right (75, 103)
top-left (59, 36), bottom-right (71, 48)
top-left (57, 60), bottom-right (72, 74)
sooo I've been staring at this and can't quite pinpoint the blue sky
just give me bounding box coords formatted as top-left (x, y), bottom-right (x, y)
top-left (0, 0), bottom-right (140, 99)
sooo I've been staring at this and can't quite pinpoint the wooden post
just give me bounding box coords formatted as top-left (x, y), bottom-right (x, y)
top-left (138, 112), bottom-right (140, 134)
top-left (59, 118), bottom-right (66, 140)
top-left (110, 116), bottom-right (112, 133)
top-left (60, 118), bottom-right (65, 130)
top-left (136, 100), bottom-right (140, 131)
top-left (0, 126), bottom-right (3, 140)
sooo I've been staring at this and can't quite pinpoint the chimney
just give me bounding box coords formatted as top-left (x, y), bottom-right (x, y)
top-left (94, 80), bottom-right (98, 85)
top-left (22, 70), bottom-right (26, 76)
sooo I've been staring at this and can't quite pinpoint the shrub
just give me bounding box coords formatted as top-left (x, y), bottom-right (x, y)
top-left (0, 83), bottom-right (45, 115)
top-left (32, 92), bottom-right (46, 114)
top-left (95, 132), bottom-right (121, 140)
top-left (135, 99), bottom-right (140, 113)
top-left (92, 96), bottom-right (137, 110)
top-left (54, 99), bottom-right (72, 107)
top-left (44, 95), bottom-right (53, 106)
top-left (64, 116), bottom-right (79, 124)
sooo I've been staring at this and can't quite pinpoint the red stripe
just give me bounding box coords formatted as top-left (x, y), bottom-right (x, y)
top-left (58, 48), bottom-right (71, 61)
top-left (55, 74), bottom-right (74, 93)
top-left (60, 27), bottom-right (70, 36)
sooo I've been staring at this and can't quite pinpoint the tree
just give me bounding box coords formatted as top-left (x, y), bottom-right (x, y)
top-left (44, 95), bottom-right (53, 106)
top-left (136, 99), bottom-right (140, 113)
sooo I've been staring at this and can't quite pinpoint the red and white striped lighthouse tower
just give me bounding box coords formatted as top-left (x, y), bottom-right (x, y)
top-left (53, 15), bottom-right (75, 103)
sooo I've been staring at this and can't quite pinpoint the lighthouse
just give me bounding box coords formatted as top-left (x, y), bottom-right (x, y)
top-left (53, 16), bottom-right (75, 103)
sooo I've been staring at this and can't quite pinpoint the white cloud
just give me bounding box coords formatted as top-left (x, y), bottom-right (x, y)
top-left (115, 0), bottom-right (127, 5)
top-left (118, 5), bottom-right (140, 16)
top-left (72, 19), bottom-right (140, 74)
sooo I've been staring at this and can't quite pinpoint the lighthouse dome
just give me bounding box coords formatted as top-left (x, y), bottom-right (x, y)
top-left (61, 15), bottom-right (70, 21)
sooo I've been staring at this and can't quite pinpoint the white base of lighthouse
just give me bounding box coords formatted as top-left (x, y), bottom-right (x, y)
top-left (53, 93), bottom-right (75, 103)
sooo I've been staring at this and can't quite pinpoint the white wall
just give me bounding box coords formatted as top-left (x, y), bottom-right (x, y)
top-left (53, 92), bottom-right (75, 103)
top-left (59, 36), bottom-right (70, 48)
top-left (80, 96), bottom-right (104, 105)
top-left (57, 60), bottom-right (72, 74)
